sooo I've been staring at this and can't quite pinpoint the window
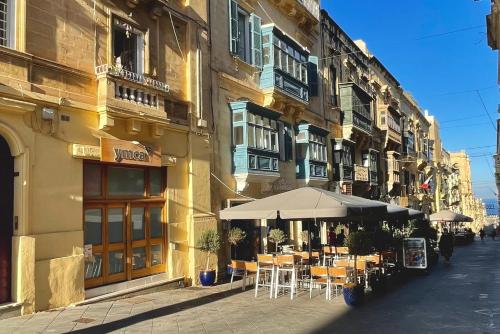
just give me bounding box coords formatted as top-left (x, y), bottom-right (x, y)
top-left (330, 65), bottom-right (338, 105)
top-left (113, 18), bottom-right (144, 74)
top-left (0, 0), bottom-right (13, 48)
top-left (229, 0), bottom-right (262, 66)
top-left (246, 113), bottom-right (278, 152)
top-left (278, 122), bottom-right (293, 161)
top-left (308, 134), bottom-right (327, 163)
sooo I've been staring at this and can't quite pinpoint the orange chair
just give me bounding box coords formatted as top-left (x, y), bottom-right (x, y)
top-left (255, 254), bottom-right (275, 298)
top-left (309, 266), bottom-right (330, 300)
top-left (274, 255), bottom-right (299, 299)
top-left (328, 267), bottom-right (348, 298)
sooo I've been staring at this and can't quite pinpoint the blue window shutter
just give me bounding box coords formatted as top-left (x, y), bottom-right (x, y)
top-left (229, 0), bottom-right (238, 54)
top-left (250, 13), bottom-right (262, 67)
top-left (308, 56), bottom-right (319, 97)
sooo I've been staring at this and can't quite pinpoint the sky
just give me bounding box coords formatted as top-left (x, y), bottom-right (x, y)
top-left (322, 0), bottom-right (499, 203)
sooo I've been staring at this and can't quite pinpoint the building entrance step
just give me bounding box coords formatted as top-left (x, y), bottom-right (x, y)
top-left (76, 274), bottom-right (184, 306)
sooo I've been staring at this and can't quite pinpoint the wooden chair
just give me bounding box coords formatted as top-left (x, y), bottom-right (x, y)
top-left (309, 266), bottom-right (330, 300)
top-left (328, 267), bottom-right (348, 298)
top-left (255, 254), bottom-right (275, 298)
top-left (230, 260), bottom-right (246, 290)
top-left (274, 255), bottom-right (299, 299)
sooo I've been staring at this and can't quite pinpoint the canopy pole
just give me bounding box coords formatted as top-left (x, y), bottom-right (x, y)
top-left (309, 219), bottom-right (313, 263)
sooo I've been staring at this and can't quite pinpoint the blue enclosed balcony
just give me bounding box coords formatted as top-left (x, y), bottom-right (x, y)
top-left (260, 25), bottom-right (312, 111)
top-left (230, 101), bottom-right (282, 191)
top-left (340, 82), bottom-right (373, 137)
top-left (295, 123), bottom-right (329, 185)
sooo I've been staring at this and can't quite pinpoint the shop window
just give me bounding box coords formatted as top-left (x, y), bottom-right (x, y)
top-left (85, 254), bottom-right (102, 279)
top-left (151, 244), bottom-right (163, 266)
top-left (84, 164), bottom-right (102, 197)
top-left (83, 162), bottom-right (166, 288)
top-left (113, 18), bottom-right (144, 74)
top-left (108, 251), bottom-right (124, 274)
top-left (108, 208), bottom-right (124, 244)
top-left (228, 0), bottom-right (262, 66)
top-left (131, 207), bottom-right (145, 240)
top-left (150, 207), bottom-right (163, 238)
top-left (108, 166), bottom-right (145, 197)
top-left (132, 247), bottom-right (146, 270)
top-left (0, 0), bottom-right (14, 48)
top-left (149, 169), bottom-right (163, 196)
top-left (84, 208), bottom-right (102, 245)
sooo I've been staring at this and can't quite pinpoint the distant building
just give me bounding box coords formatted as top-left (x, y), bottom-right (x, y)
top-left (486, 0), bottom-right (500, 216)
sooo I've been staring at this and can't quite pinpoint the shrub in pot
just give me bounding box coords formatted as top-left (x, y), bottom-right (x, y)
top-left (344, 230), bottom-right (372, 306)
top-left (196, 229), bottom-right (221, 286)
top-left (227, 227), bottom-right (246, 275)
top-left (268, 228), bottom-right (286, 253)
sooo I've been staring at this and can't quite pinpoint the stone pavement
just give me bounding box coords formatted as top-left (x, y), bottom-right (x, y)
top-left (1, 239), bottom-right (500, 334)
top-left (0, 276), bottom-right (350, 334)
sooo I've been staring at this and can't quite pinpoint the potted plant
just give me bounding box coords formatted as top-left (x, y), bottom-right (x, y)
top-left (370, 229), bottom-right (392, 294)
top-left (268, 228), bottom-right (286, 253)
top-left (227, 227), bottom-right (246, 275)
top-left (344, 230), bottom-right (372, 306)
top-left (196, 229), bottom-right (221, 286)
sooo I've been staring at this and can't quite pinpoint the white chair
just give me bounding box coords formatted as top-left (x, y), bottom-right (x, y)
top-left (274, 255), bottom-right (300, 300)
top-left (255, 254), bottom-right (275, 298)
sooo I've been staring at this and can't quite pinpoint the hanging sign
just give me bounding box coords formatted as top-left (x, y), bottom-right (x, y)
top-left (100, 138), bottom-right (161, 167)
top-left (403, 238), bottom-right (427, 269)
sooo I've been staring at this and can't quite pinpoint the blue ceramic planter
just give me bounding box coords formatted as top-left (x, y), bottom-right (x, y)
top-left (343, 285), bottom-right (365, 306)
top-left (199, 270), bottom-right (216, 286)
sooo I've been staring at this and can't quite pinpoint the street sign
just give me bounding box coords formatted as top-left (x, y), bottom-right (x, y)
top-left (403, 238), bottom-right (427, 269)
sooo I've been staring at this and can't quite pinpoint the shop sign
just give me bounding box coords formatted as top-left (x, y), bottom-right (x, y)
top-left (403, 238), bottom-right (427, 269)
top-left (354, 165), bottom-right (369, 182)
top-left (72, 144), bottom-right (100, 160)
top-left (101, 138), bottom-right (161, 167)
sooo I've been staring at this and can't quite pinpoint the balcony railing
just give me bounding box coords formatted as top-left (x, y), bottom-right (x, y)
top-left (96, 65), bottom-right (169, 92)
top-left (95, 64), bottom-right (170, 123)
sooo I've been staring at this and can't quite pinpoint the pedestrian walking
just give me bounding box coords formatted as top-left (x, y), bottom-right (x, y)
top-left (490, 229), bottom-right (497, 241)
top-left (439, 228), bottom-right (454, 263)
top-left (479, 228), bottom-right (486, 241)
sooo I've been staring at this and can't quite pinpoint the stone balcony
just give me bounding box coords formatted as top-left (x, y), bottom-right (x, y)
top-left (268, 0), bottom-right (320, 31)
top-left (96, 64), bottom-right (171, 131)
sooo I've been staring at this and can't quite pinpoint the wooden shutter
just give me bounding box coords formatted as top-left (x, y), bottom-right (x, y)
top-left (308, 56), bottom-right (319, 97)
top-left (250, 13), bottom-right (262, 67)
top-left (229, 0), bottom-right (238, 54)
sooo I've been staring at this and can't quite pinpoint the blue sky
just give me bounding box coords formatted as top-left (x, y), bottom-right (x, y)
top-left (322, 0), bottom-right (499, 202)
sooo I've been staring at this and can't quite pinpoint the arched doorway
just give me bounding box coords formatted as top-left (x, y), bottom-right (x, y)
top-left (0, 135), bottom-right (13, 303)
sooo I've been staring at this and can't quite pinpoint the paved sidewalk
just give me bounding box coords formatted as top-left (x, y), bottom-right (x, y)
top-left (0, 279), bottom-right (350, 334)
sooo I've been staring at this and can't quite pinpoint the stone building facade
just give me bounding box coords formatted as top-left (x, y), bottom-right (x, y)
top-left (0, 0), bottom-right (213, 314)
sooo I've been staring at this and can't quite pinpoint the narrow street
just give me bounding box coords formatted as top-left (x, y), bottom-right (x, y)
top-left (0, 239), bottom-right (499, 334)
top-left (315, 238), bottom-right (500, 334)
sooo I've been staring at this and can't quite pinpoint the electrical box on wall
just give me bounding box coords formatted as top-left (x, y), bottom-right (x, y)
top-left (41, 107), bottom-right (56, 120)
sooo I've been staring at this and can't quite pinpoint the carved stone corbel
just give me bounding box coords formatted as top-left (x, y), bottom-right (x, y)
top-left (150, 5), bottom-right (163, 20)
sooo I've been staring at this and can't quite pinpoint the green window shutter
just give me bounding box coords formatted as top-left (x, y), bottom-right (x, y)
top-left (308, 56), bottom-right (319, 97)
top-left (229, 0), bottom-right (238, 54)
top-left (250, 13), bottom-right (262, 67)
